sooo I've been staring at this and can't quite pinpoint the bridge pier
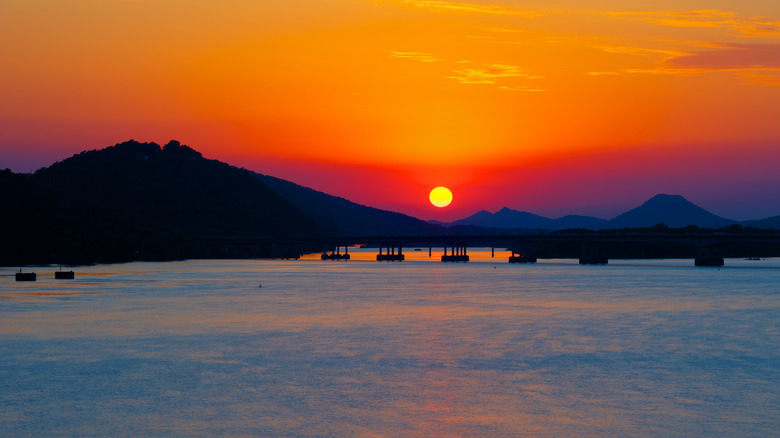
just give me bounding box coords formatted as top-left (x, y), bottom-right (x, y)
top-left (271, 243), bottom-right (301, 260)
top-left (509, 251), bottom-right (537, 263)
top-left (442, 243), bottom-right (469, 262)
top-left (580, 242), bottom-right (608, 265)
top-left (508, 242), bottom-right (537, 263)
top-left (695, 246), bottom-right (724, 267)
top-left (322, 244), bottom-right (350, 261)
top-left (377, 243), bottom-right (404, 261)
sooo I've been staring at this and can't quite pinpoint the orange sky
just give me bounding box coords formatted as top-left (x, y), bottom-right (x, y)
top-left (2, 0), bottom-right (780, 221)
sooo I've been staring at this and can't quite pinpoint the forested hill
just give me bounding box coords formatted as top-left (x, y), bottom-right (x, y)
top-left (2, 140), bottom-right (317, 265)
top-left (255, 173), bottom-right (442, 236)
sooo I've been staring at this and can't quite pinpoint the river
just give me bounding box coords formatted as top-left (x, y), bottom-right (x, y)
top-left (2, 252), bottom-right (779, 437)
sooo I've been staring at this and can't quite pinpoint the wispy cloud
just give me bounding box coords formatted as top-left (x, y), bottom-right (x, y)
top-left (605, 9), bottom-right (736, 30)
top-left (390, 51), bottom-right (444, 63)
top-left (605, 10), bottom-right (734, 20)
top-left (740, 72), bottom-right (780, 86)
top-left (604, 10), bottom-right (780, 37)
top-left (599, 46), bottom-right (688, 57)
top-left (663, 43), bottom-right (780, 70)
top-left (390, 52), bottom-right (542, 90)
top-left (449, 64), bottom-right (540, 82)
top-left (595, 43), bottom-right (780, 79)
top-left (402, 0), bottom-right (543, 17)
top-left (448, 63), bottom-right (543, 90)
top-left (625, 69), bottom-right (684, 75)
top-left (732, 19), bottom-right (780, 37)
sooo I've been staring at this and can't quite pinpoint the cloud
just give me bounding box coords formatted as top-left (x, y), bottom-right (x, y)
top-left (732, 20), bottom-right (780, 37)
top-left (740, 73), bottom-right (780, 86)
top-left (390, 51), bottom-right (444, 63)
top-left (447, 63), bottom-right (543, 90)
top-left (625, 69), bottom-right (682, 75)
top-left (600, 46), bottom-right (687, 57)
top-left (448, 63), bottom-right (541, 83)
top-left (605, 9), bottom-right (738, 30)
top-left (602, 43), bottom-right (780, 78)
top-left (663, 43), bottom-right (780, 70)
top-left (402, 0), bottom-right (543, 17)
top-left (605, 10), bottom-right (733, 18)
top-left (604, 10), bottom-right (780, 37)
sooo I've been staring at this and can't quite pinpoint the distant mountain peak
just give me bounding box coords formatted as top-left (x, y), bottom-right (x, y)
top-left (443, 194), bottom-right (739, 231)
top-left (610, 194), bottom-right (734, 228)
top-left (643, 194), bottom-right (691, 205)
top-left (449, 206), bottom-right (554, 229)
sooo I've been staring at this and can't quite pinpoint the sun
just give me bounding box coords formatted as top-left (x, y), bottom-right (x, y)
top-left (429, 186), bottom-right (453, 208)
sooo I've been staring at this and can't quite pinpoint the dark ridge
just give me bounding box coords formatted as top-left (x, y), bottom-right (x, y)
top-left (608, 194), bottom-right (735, 229)
top-left (255, 173), bottom-right (442, 236)
top-left (3, 140), bottom-right (317, 265)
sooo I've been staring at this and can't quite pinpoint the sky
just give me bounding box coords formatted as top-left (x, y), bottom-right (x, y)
top-left (2, 0), bottom-right (780, 222)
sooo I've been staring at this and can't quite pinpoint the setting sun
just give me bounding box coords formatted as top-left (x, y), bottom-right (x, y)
top-left (429, 186), bottom-right (453, 208)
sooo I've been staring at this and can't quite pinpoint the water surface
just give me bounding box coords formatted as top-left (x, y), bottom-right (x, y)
top-left (2, 255), bottom-right (779, 437)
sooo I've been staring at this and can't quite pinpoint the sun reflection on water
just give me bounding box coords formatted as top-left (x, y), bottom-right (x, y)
top-left (1, 259), bottom-right (780, 436)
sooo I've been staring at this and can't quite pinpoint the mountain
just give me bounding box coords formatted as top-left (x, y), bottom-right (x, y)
top-left (0, 169), bottom-right (59, 266)
top-left (741, 215), bottom-right (780, 230)
top-left (255, 173), bottom-right (441, 236)
top-left (442, 194), bottom-right (740, 231)
top-left (445, 208), bottom-right (608, 230)
top-left (451, 207), bottom-right (554, 229)
top-left (3, 140), bottom-right (317, 265)
top-left (608, 194), bottom-right (735, 229)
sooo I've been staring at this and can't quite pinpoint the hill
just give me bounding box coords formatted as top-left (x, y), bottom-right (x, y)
top-left (741, 215), bottom-right (780, 230)
top-left (445, 208), bottom-right (608, 230)
top-left (441, 195), bottom-right (739, 230)
top-left (608, 194), bottom-right (735, 229)
top-left (450, 207), bottom-right (554, 229)
top-left (255, 173), bottom-right (442, 236)
top-left (0, 169), bottom-right (59, 266)
top-left (3, 140), bottom-right (317, 265)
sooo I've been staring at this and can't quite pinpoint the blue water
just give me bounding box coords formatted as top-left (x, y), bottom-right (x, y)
top-left (2, 253), bottom-right (780, 437)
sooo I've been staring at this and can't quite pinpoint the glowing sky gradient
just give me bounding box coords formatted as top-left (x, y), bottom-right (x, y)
top-left (2, 0), bottom-right (780, 221)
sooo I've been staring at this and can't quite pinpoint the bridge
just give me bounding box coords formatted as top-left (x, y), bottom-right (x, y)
top-left (193, 233), bottom-right (780, 267)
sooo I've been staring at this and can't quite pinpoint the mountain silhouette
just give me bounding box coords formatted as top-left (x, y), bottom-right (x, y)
top-left (442, 194), bottom-right (739, 230)
top-left (255, 173), bottom-right (441, 236)
top-left (608, 194), bottom-right (735, 229)
top-left (4, 140), bottom-right (317, 264)
top-left (2, 139), bottom-right (443, 265)
top-left (0, 169), bottom-right (59, 266)
top-left (446, 208), bottom-right (607, 230)
top-left (742, 215), bottom-right (780, 229)
top-left (451, 207), bottom-right (555, 229)
top-left (3, 140), bottom-right (777, 266)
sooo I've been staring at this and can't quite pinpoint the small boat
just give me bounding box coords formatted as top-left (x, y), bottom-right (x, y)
top-left (55, 269), bottom-right (75, 279)
top-left (15, 270), bottom-right (37, 282)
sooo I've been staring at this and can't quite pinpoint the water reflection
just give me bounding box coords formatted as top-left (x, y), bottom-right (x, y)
top-left (1, 259), bottom-right (780, 436)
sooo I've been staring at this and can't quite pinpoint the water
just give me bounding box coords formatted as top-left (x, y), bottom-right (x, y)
top-left (2, 252), bottom-right (780, 437)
